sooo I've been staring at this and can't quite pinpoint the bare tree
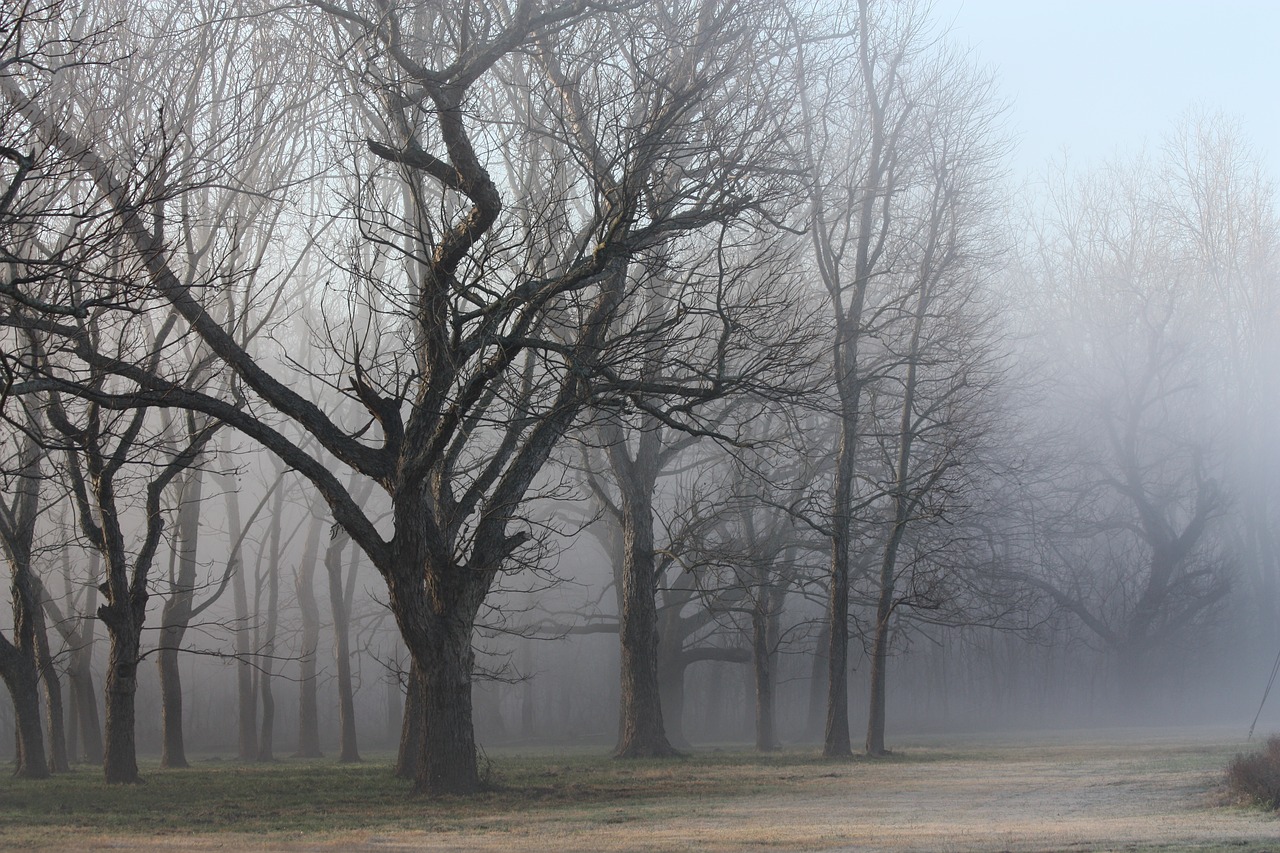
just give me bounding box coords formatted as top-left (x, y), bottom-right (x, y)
top-left (1, 0), bottom-right (804, 794)
top-left (1017, 146), bottom-right (1235, 699)
top-left (791, 0), bottom-right (977, 757)
top-left (859, 47), bottom-right (1006, 757)
top-left (0, 405), bottom-right (53, 778)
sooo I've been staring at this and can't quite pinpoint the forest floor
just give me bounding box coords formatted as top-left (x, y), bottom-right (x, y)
top-left (0, 728), bottom-right (1277, 851)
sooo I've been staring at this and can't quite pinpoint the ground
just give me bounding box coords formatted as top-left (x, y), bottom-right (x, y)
top-left (0, 728), bottom-right (1276, 851)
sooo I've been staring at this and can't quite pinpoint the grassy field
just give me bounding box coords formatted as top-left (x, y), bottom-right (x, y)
top-left (0, 729), bottom-right (1276, 851)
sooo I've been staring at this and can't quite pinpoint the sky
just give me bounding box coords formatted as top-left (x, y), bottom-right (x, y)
top-left (932, 0), bottom-right (1280, 182)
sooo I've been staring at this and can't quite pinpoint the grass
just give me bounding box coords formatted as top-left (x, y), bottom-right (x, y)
top-left (0, 733), bottom-right (1276, 851)
top-left (0, 749), bottom-right (865, 845)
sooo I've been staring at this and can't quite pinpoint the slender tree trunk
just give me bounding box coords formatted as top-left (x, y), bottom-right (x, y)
top-left (66, 663), bottom-right (78, 764)
top-left (156, 642), bottom-right (185, 767)
top-left (68, 621), bottom-right (102, 764)
top-left (158, 466), bottom-right (203, 769)
top-left (866, 509), bottom-right (910, 757)
top-left (805, 621), bottom-right (829, 742)
top-left (294, 506), bottom-right (324, 758)
top-left (326, 533), bottom-right (361, 762)
top-left (655, 591), bottom-right (695, 749)
top-left (656, 647), bottom-right (688, 750)
top-left (752, 588), bottom-right (779, 752)
top-left (865, 596), bottom-right (893, 756)
top-left (519, 642), bottom-right (534, 740)
top-left (0, 435), bottom-right (51, 778)
top-left (387, 665), bottom-right (403, 745)
top-left (33, 606), bottom-right (69, 772)
top-left (824, 361), bottom-right (860, 759)
top-left (220, 474), bottom-right (257, 761)
top-left (67, 550), bottom-right (103, 765)
top-left (824, 497), bottom-right (853, 757)
top-left (256, 481), bottom-right (284, 762)
top-left (867, 220), bottom-right (935, 758)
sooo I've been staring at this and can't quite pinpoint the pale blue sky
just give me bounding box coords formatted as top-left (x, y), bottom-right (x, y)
top-left (933, 0), bottom-right (1280, 180)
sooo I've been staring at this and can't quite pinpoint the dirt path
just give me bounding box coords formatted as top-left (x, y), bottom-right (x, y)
top-left (71, 732), bottom-right (1280, 851)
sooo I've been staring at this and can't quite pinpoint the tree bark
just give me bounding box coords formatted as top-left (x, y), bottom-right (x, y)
top-left (608, 422), bottom-right (678, 759)
top-left (395, 661), bottom-right (424, 780)
top-left (614, 507), bottom-right (678, 756)
top-left (394, 601), bottom-right (482, 795)
top-left (100, 614), bottom-right (143, 784)
top-left (0, 640), bottom-right (47, 779)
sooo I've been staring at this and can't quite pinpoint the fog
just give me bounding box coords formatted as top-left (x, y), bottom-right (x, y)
top-left (2, 0), bottom-right (1280, 796)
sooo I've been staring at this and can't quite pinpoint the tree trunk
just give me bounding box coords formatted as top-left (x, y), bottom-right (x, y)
top-left (294, 507), bottom-right (324, 758)
top-left (824, 520), bottom-right (853, 757)
top-left (0, 644), bottom-right (48, 779)
top-left (407, 612), bottom-right (480, 795)
top-left (824, 399), bottom-right (858, 758)
top-left (381, 525), bottom-right (487, 796)
top-left (67, 624), bottom-right (102, 765)
top-left (66, 550), bottom-right (103, 765)
top-left (865, 597), bottom-right (892, 756)
top-left (326, 534), bottom-right (361, 762)
top-left (0, 430), bottom-right (50, 777)
top-left (156, 644), bottom-right (185, 767)
top-left (33, 606), bottom-right (69, 772)
top-left (519, 642), bottom-right (534, 740)
top-left (11, 679), bottom-right (48, 779)
top-left (158, 466), bottom-right (204, 769)
top-left (395, 661), bottom-right (423, 780)
top-left (752, 590), bottom-right (779, 752)
top-left (101, 617), bottom-right (142, 784)
top-left (656, 647), bottom-right (688, 750)
top-left (805, 621), bottom-right (829, 742)
top-left (66, 665), bottom-right (78, 764)
top-left (615, 516), bottom-right (677, 757)
top-left (220, 475), bottom-right (257, 761)
top-left (867, 243), bottom-right (933, 759)
top-left (158, 443), bottom-right (196, 766)
top-left (610, 425), bottom-right (678, 759)
top-left (256, 480), bottom-right (283, 763)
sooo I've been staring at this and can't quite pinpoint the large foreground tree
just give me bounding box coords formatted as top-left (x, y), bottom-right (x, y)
top-left (2, 0), bottom-right (798, 795)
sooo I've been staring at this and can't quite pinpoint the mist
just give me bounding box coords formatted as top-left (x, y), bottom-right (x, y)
top-left (1, 0), bottom-right (1279, 843)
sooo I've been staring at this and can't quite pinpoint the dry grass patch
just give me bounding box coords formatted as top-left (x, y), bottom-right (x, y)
top-left (1227, 734), bottom-right (1280, 810)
